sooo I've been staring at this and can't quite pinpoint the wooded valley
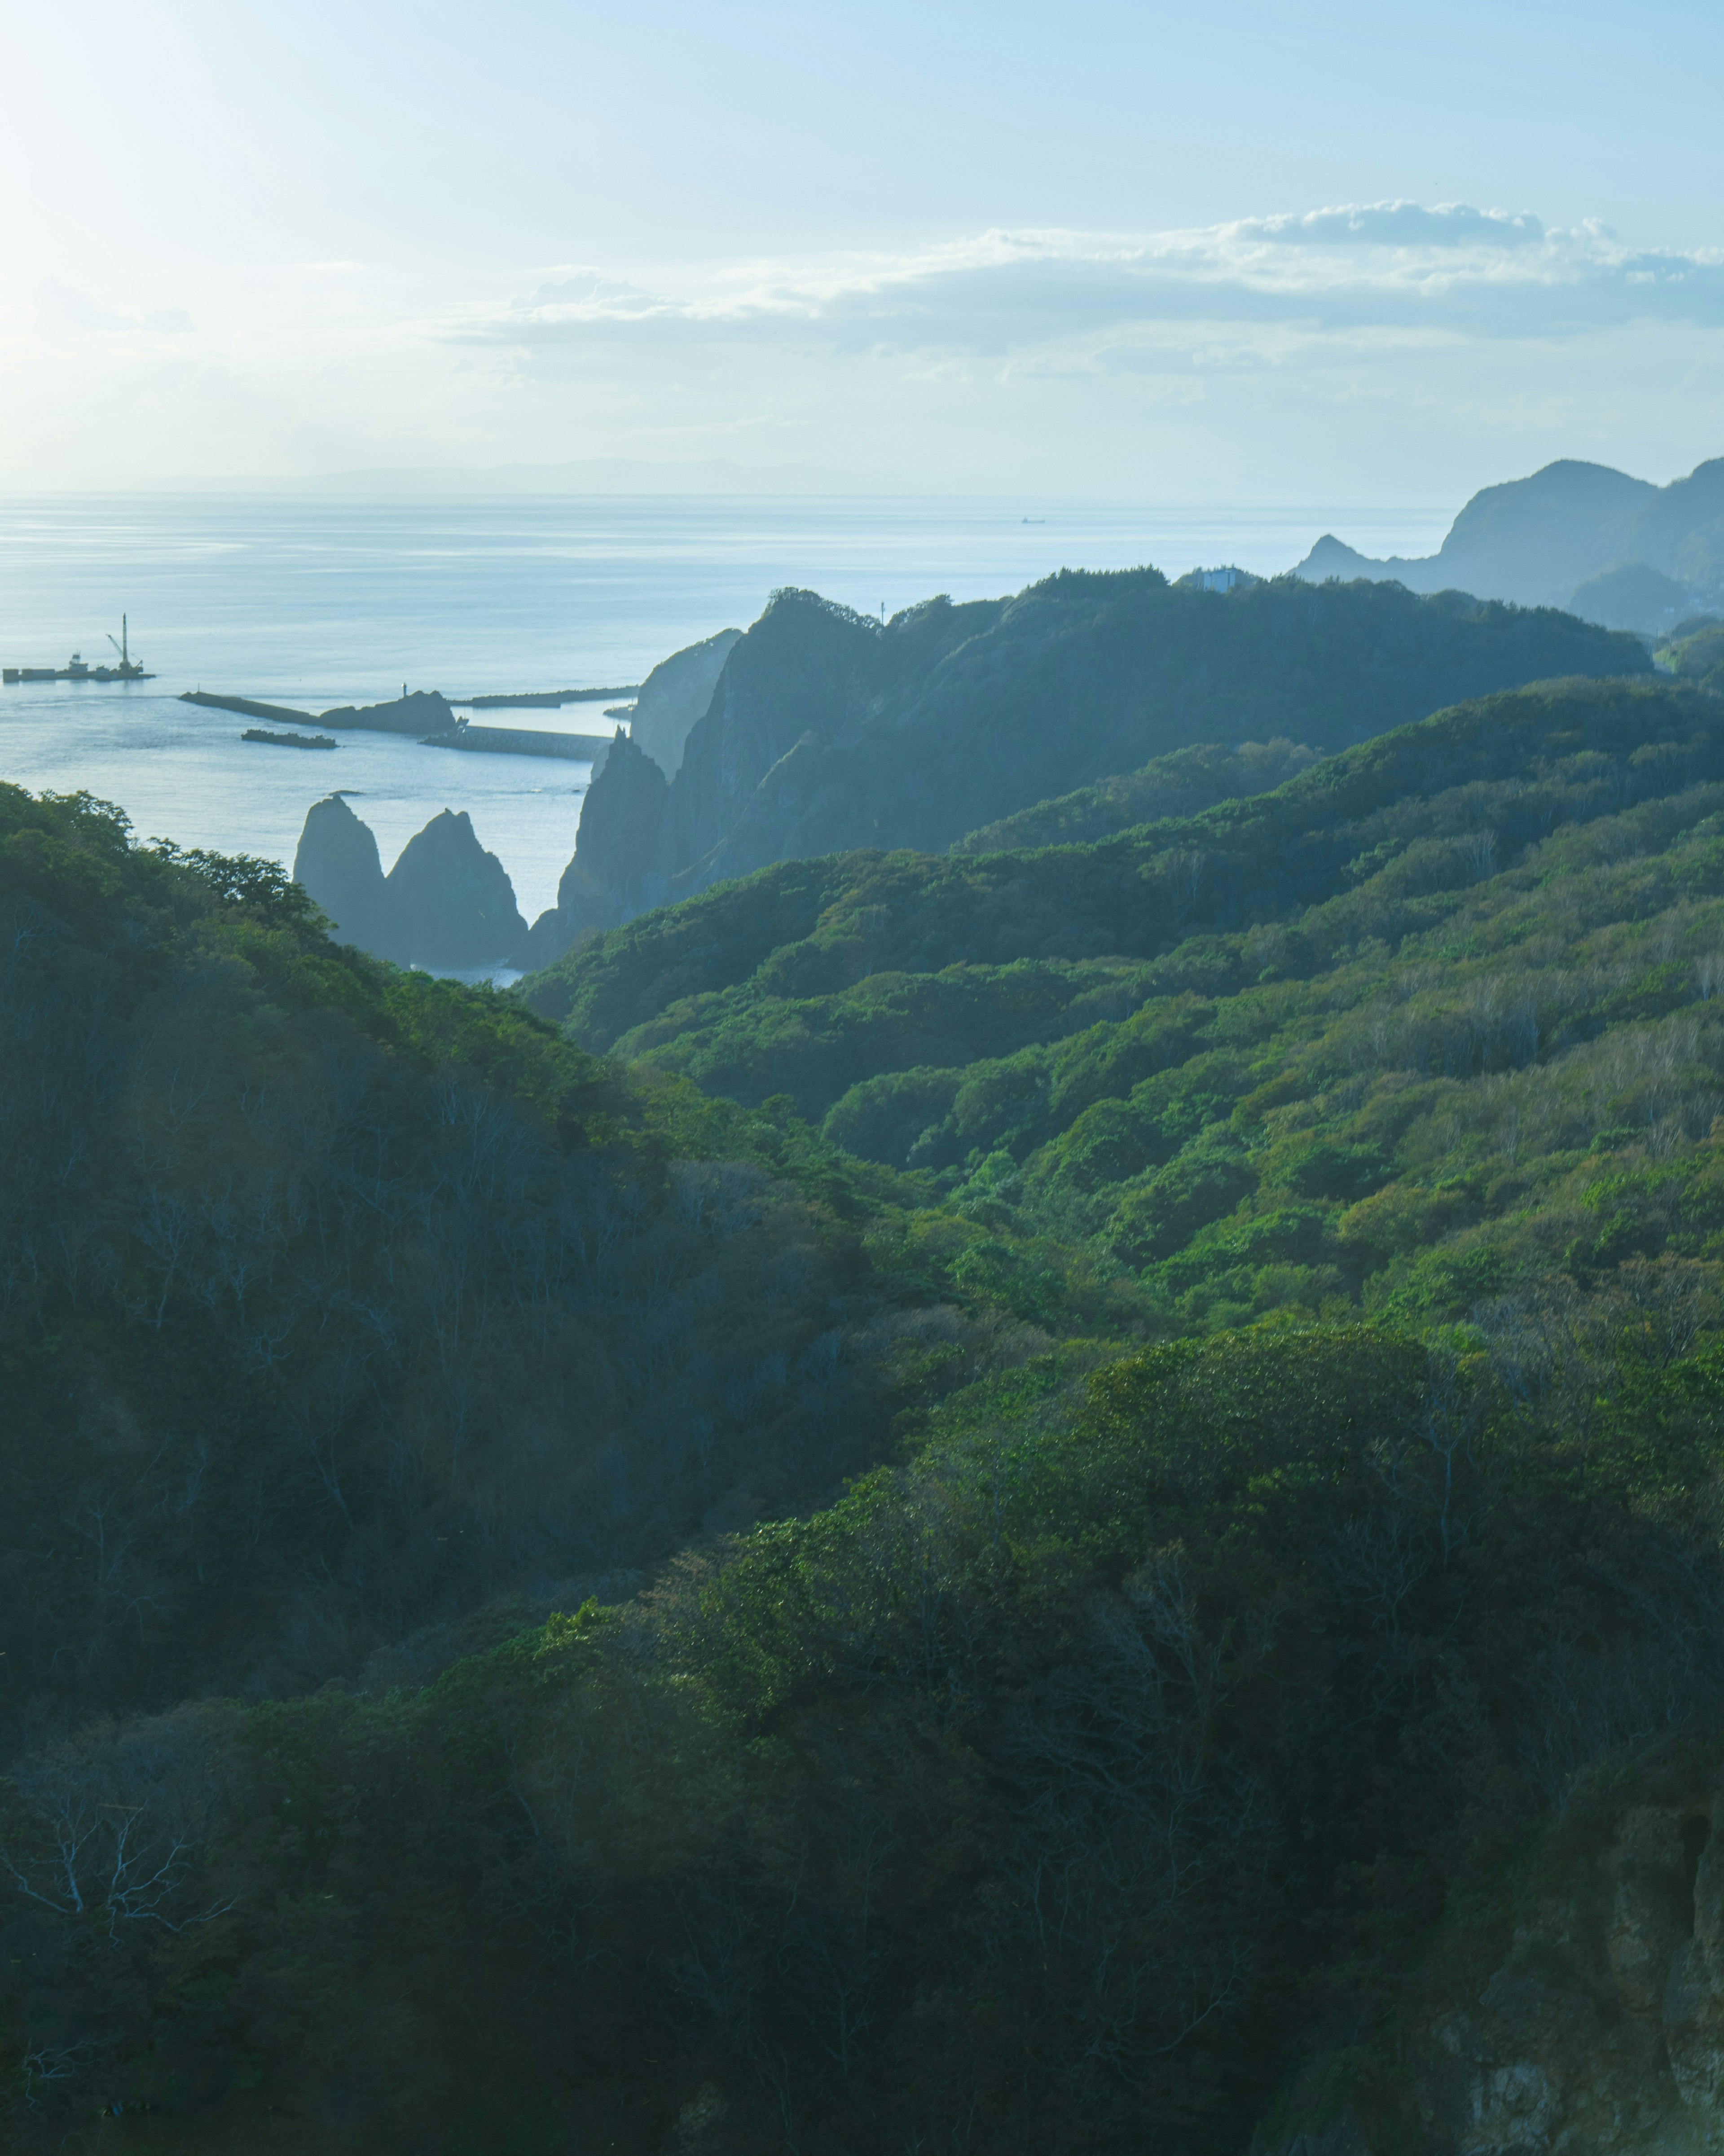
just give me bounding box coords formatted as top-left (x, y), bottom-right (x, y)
top-left (4, 587), bottom-right (1724, 2154)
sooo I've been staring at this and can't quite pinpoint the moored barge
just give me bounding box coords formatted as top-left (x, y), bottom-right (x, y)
top-left (4, 615), bottom-right (154, 684)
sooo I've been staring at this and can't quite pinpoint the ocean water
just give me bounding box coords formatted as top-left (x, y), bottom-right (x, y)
top-left (0, 494), bottom-right (1451, 928)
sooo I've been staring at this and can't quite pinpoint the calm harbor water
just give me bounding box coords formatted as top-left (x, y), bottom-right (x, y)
top-left (0, 494), bottom-right (1450, 926)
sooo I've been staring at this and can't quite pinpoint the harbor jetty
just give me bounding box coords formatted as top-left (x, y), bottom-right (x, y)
top-left (420, 720), bottom-right (611, 773)
top-left (460, 686), bottom-right (638, 709)
top-left (183, 689), bottom-right (610, 769)
top-left (184, 691), bottom-right (319, 725)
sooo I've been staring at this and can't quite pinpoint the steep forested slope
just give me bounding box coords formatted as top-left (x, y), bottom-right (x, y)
top-left (0, 784), bottom-right (1013, 1745)
top-left (523, 676), bottom-right (1714, 1053)
top-left (517, 680), bottom-right (1724, 1345)
top-left (6, 1327), bottom-right (1720, 2152)
top-left (10, 667), bottom-right (1724, 2152)
top-left (1661, 616), bottom-right (1724, 694)
top-left (533, 572), bottom-right (1642, 950)
top-left (951, 734), bottom-right (1320, 854)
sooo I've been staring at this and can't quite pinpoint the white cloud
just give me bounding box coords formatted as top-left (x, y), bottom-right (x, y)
top-left (512, 271), bottom-right (657, 311)
top-left (9, 205), bottom-right (1724, 493)
top-left (1228, 203), bottom-right (1547, 249)
top-left (35, 279), bottom-right (197, 337)
top-left (35, 279), bottom-right (135, 334)
top-left (453, 204), bottom-right (1724, 361)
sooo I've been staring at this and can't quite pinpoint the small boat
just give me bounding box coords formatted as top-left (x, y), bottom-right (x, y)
top-left (4, 615), bottom-right (154, 684)
top-left (242, 728), bottom-right (338, 750)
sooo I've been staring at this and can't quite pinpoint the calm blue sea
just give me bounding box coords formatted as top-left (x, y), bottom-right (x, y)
top-left (0, 494), bottom-right (1449, 928)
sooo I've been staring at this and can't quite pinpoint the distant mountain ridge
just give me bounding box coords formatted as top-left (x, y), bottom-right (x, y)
top-left (1296, 454), bottom-right (1724, 624)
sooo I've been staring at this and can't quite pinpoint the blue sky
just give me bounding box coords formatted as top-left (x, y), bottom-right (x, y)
top-left (4, 0), bottom-right (1724, 508)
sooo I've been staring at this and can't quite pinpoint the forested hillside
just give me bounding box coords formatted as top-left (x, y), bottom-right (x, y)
top-left (6, 1325), bottom-right (1720, 2151)
top-left (7, 662), bottom-right (1724, 2152)
top-left (0, 782), bottom-right (1013, 1747)
top-left (530, 571), bottom-right (1642, 954)
top-left (520, 678), bottom-right (1724, 1347)
top-left (525, 676), bottom-right (1712, 1046)
top-left (951, 734), bottom-right (1321, 854)
top-left (1661, 615), bottom-right (1724, 694)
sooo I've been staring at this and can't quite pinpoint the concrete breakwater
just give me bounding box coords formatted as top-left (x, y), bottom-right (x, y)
top-left (181, 688), bottom-right (440, 734)
top-left (420, 722), bottom-right (612, 773)
top-left (461, 686), bottom-right (638, 708)
top-left (183, 689), bottom-right (610, 770)
top-left (182, 689), bottom-right (321, 726)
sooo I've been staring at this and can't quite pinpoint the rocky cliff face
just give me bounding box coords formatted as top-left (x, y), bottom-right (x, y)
top-left (564, 730), bottom-right (671, 910)
top-left (514, 592), bottom-right (895, 966)
top-left (290, 798), bottom-right (527, 969)
top-left (627, 628), bottom-right (742, 776)
top-left (509, 730), bottom-right (670, 968)
top-left (664, 590), bottom-right (883, 884)
top-left (319, 688), bottom-right (457, 735)
top-left (1267, 1776), bottom-right (1724, 2156)
top-left (291, 793), bottom-right (390, 948)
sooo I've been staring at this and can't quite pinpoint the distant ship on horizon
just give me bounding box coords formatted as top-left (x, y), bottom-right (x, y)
top-left (4, 615), bottom-right (154, 684)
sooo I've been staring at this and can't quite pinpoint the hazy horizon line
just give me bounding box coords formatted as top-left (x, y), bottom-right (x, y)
top-left (0, 458), bottom-right (1459, 514)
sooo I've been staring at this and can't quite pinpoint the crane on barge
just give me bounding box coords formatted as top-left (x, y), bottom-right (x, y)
top-left (4, 614), bottom-right (154, 684)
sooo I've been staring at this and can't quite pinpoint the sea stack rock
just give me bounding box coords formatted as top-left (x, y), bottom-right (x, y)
top-left (319, 689), bottom-right (457, 736)
top-left (383, 809), bottom-right (528, 968)
top-left (628, 628), bottom-right (742, 777)
top-left (292, 794), bottom-right (391, 949)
